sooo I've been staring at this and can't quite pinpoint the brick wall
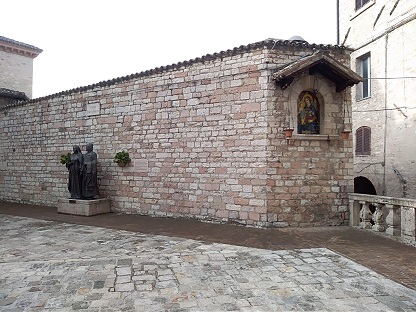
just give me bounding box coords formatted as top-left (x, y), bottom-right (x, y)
top-left (0, 41), bottom-right (354, 227)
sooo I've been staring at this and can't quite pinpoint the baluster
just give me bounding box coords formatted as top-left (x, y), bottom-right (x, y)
top-left (385, 204), bottom-right (400, 236)
top-left (401, 205), bottom-right (416, 240)
top-left (372, 203), bottom-right (385, 232)
top-left (359, 201), bottom-right (372, 229)
top-left (349, 199), bottom-right (361, 226)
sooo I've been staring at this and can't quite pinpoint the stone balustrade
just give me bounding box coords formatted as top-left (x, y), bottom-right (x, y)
top-left (349, 193), bottom-right (416, 241)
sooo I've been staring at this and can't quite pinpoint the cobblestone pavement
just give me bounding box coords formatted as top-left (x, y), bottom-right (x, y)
top-left (1, 215), bottom-right (416, 312)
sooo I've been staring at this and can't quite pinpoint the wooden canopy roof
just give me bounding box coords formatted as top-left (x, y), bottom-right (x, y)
top-left (272, 52), bottom-right (362, 92)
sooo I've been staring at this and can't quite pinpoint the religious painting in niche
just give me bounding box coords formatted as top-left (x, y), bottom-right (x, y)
top-left (297, 91), bottom-right (320, 134)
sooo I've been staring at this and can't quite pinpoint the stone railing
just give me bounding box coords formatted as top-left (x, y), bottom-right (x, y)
top-left (349, 193), bottom-right (416, 241)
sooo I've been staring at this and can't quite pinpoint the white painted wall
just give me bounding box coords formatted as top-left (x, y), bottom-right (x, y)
top-left (339, 0), bottom-right (416, 197)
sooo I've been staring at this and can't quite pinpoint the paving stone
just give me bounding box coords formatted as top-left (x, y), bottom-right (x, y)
top-left (1, 214), bottom-right (416, 311)
top-left (115, 267), bottom-right (131, 275)
top-left (92, 280), bottom-right (105, 289)
top-left (71, 301), bottom-right (90, 310)
top-left (114, 283), bottom-right (135, 292)
top-left (115, 275), bottom-right (131, 284)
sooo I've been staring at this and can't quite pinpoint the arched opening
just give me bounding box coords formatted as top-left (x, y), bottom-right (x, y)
top-left (354, 176), bottom-right (376, 195)
top-left (354, 176), bottom-right (377, 217)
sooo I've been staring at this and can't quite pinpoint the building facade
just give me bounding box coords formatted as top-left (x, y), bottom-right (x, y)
top-left (0, 36), bottom-right (42, 107)
top-left (338, 0), bottom-right (416, 198)
top-left (0, 39), bottom-right (359, 227)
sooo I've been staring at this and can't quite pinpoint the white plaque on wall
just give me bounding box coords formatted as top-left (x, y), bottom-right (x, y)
top-left (87, 102), bottom-right (100, 116)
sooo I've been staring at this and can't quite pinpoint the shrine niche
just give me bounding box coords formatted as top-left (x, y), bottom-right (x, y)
top-left (297, 91), bottom-right (320, 134)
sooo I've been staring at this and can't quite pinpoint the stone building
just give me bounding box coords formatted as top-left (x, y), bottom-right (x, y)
top-left (0, 36), bottom-right (42, 107)
top-left (0, 38), bottom-right (361, 227)
top-left (338, 0), bottom-right (416, 198)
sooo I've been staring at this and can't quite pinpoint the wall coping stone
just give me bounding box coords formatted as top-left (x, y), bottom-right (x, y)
top-left (0, 39), bottom-right (349, 111)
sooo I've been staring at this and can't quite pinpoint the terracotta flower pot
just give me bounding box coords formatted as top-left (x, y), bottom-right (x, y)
top-left (284, 128), bottom-right (294, 138)
top-left (341, 130), bottom-right (351, 139)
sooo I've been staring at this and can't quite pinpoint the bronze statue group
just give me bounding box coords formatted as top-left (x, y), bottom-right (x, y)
top-left (66, 143), bottom-right (98, 200)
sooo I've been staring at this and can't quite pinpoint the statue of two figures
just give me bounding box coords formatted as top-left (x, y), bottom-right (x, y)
top-left (66, 143), bottom-right (98, 200)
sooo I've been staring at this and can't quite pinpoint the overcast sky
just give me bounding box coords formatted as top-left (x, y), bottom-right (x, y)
top-left (2, 0), bottom-right (337, 98)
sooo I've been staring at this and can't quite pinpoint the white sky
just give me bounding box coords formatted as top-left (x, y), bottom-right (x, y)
top-left (1, 0), bottom-right (337, 98)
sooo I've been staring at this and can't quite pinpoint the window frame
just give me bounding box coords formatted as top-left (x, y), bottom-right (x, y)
top-left (356, 0), bottom-right (370, 11)
top-left (355, 126), bottom-right (371, 156)
top-left (357, 53), bottom-right (371, 100)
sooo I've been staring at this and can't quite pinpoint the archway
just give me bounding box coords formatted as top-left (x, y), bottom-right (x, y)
top-left (354, 176), bottom-right (377, 215)
top-left (354, 176), bottom-right (377, 195)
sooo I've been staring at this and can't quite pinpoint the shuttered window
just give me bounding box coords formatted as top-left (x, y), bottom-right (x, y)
top-left (356, 126), bottom-right (371, 155)
top-left (356, 0), bottom-right (370, 10)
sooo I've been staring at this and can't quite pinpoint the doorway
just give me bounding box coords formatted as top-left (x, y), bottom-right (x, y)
top-left (354, 176), bottom-right (377, 215)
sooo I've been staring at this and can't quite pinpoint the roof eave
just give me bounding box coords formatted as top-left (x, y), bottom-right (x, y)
top-left (0, 88), bottom-right (29, 100)
top-left (0, 37), bottom-right (42, 58)
top-left (273, 52), bottom-right (362, 92)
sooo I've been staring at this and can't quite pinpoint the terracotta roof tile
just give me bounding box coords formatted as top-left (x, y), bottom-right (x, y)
top-left (0, 38), bottom-right (349, 108)
top-left (0, 36), bottom-right (43, 53)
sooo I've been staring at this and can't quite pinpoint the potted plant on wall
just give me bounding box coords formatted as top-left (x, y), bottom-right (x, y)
top-left (60, 152), bottom-right (71, 166)
top-left (284, 128), bottom-right (294, 138)
top-left (114, 150), bottom-right (131, 167)
top-left (284, 101), bottom-right (294, 138)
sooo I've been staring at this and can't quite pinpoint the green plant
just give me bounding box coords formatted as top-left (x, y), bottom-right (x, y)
top-left (114, 150), bottom-right (131, 166)
top-left (60, 153), bottom-right (71, 165)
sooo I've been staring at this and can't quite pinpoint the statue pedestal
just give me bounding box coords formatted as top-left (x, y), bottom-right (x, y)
top-left (57, 198), bottom-right (111, 216)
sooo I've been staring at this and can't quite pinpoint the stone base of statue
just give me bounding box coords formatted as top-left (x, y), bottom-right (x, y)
top-left (57, 198), bottom-right (111, 216)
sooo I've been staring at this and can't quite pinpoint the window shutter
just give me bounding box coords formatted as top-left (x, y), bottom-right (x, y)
top-left (363, 127), bottom-right (371, 155)
top-left (356, 130), bottom-right (363, 154)
top-left (355, 126), bottom-right (371, 156)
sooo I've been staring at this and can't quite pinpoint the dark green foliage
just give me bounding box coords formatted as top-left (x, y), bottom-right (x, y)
top-left (60, 153), bottom-right (71, 165)
top-left (114, 150), bottom-right (131, 166)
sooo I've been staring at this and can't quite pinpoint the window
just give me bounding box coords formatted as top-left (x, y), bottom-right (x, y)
top-left (356, 126), bottom-right (371, 155)
top-left (357, 54), bottom-right (371, 100)
top-left (297, 91), bottom-right (320, 134)
top-left (356, 0), bottom-right (370, 10)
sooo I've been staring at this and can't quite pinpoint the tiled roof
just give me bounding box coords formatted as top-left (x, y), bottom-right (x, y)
top-left (0, 36), bottom-right (43, 53)
top-left (0, 88), bottom-right (29, 100)
top-left (273, 51), bottom-right (362, 92)
top-left (0, 38), bottom-right (348, 108)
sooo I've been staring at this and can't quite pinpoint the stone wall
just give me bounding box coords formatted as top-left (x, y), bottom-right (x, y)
top-left (268, 69), bottom-right (354, 226)
top-left (0, 40), bottom-right (354, 227)
top-left (0, 50), bottom-right (34, 99)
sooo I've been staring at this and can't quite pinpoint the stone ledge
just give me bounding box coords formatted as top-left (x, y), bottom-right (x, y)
top-left (291, 134), bottom-right (339, 141)
top-left (57, 198), bottom-right (111, 216)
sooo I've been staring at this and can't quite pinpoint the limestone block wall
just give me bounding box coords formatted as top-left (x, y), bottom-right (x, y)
top-left (0, 41), bottom-right (354, 227)
top-left (0, 47), bottom-right (272, 226)
top-left (266, 53), bottom-right (354, 226)
top-left (0, 50), bottom-right (34, 98)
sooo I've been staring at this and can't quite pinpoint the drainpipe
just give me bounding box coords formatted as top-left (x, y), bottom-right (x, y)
top-left (382, 34), bottom-right (388, 195)
top-left (336, 0), bottom-right (340, 45)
